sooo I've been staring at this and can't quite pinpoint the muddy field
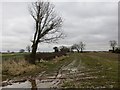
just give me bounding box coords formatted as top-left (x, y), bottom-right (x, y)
top-left (1, 52), bottom-right (119, 89)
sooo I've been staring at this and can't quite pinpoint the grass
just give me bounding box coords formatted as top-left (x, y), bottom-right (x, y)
top-left (61, 52), bottom-right (119, 88)
top-left (2, 53), bottom-right (71, 80)
top-left (2, 59), bottom-right (41, 80)
top-left (2, 53), bottom-right (39, 80)
top-left (2, 52), bottom-right (119, 88)
top-left (2, 53), bottom-right (29, 62)
top-left (36, 54), bottom-right (74, 76)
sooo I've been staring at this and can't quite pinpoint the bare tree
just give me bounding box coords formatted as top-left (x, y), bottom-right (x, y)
top-left (72, 42), bottom-right (85, 53)
top-left (71, 44), bottom-right (80, 53)
top-left (26, 45), bottom-right (31, 53)
top-left (59, 46), bottom-right (70, 52)
top-left (109, 40), bottom-right (117, 52)
top-left (19, 49), bottom-right (25, 53)
top-left (29, 1), bottom-right (64, 64)
top-left (53, 46), bottom-right (59, 52)
top-left (79, 42), bottom-right (85, 53)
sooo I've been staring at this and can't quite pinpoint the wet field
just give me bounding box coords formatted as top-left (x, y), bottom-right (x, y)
top-left (1, 52), bottom-right (119, 89)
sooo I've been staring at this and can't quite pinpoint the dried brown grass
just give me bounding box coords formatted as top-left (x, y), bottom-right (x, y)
top-left (2, 59), bottom-right (39, 76)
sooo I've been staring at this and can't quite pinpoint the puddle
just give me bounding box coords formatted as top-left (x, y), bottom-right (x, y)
top-left (2, 80), bottom-right (31, 89)
top-left (1, 59), bottom-right (86, 89)
top-left (2, 77), bottom-right (61, 89)
top-left (30, 79), bottom-right (37, 90)
top-left (36, 79), bottom-right (60, 88)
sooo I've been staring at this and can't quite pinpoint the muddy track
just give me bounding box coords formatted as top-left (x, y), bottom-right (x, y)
top-left (2, 55), bottom-right (110, 89)
top-left (34, 56), bottom-right (84, 88)
top-left (1, 57), bottom-right (82, 89)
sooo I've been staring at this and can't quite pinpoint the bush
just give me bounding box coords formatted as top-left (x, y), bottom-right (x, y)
top-left (24, 52), bottom-right (67, 62)
top-left (114, 48), bottom-right (120, 53)
top-left (19, 49), bottom-right (25, 53)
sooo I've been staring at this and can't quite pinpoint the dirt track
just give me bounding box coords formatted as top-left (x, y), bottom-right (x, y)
top-left (2, 53), bottom-right (118, 89)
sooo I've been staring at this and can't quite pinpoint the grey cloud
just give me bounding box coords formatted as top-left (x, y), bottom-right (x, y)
top-left (2, 2), bottom-right (118, 52)
top-left (54, 2), bottom-right (117, 19)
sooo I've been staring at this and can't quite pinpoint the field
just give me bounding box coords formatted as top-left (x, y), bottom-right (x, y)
top-left (1, 52), bottom-right (119, 88)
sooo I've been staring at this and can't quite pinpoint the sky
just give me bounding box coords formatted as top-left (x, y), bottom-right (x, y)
top-left (1, 0), bottom-right (118, 52)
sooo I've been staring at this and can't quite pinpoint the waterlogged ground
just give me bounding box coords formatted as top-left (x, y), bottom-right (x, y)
top-left (2, 52), bottom-right (119, 89)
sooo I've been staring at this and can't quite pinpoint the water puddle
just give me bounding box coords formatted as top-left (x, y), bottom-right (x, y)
top-left (2, 80), bottom-right (31, 89)
top-left (1, 59), bottom-right (85, 89)
top-left (2, 76), bottom-right (61, 89)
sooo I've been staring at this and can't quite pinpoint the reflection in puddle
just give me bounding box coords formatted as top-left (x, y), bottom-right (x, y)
top-left (1, 80), bottom-right (31, 89)
top-left (2, 60), bottom-right (80, 89)
top-left (2, 78), bottom-right (60, 89)
top-left (29, 79), bottom-right (37, 90)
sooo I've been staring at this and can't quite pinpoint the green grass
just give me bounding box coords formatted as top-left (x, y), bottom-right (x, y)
top-left (36, 54), bottom-right (74, 76)
top-left (2, 53), bottom-right (27, 57)
top-left (61, 52), bottom-right (119, 88)
top-left (2, 53), bottom-right (29, 61)
top-left (2, 52), bottom-right (119, 88)
top-left (2, 53), bottom-right (71, 80)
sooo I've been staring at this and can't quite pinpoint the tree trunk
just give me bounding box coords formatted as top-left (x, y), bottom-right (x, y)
top-left (77, 49), bottom-right (79, 53)
top-left (30, 43), bottom-right (38, 64)
top-left (81, 48), bottom-right (83, 53)
top-left (113, 47), bottom-right (115, 53)
top-left (30, 78), bottom-right (37, 90)
top-left (29, 50), bottom-right (30, 53)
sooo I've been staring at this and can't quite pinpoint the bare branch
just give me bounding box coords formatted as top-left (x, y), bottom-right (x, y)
top-left (39, 32), bottom-right (64, 43)
top-left (28, 1), bottom-right (65, 64)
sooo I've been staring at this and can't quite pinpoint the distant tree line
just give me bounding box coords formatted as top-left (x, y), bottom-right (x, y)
top-left (53, 41), bottom-right (86, 53)
top-left (71, 42), bottom-right (85, 53)
top-left (53, 46), bottom-right (70, 53)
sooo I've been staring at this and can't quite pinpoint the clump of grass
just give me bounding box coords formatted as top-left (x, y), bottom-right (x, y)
top-left (2, 54), bottom-right (69, 81)
top-left (2, 59), bottom-right (42, 80)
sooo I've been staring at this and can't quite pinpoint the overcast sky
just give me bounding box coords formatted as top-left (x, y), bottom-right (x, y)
top-left (1, 1), bottom-right (118, 52)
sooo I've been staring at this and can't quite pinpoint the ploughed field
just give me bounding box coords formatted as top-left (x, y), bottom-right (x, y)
top-left (1, 52), bottom-right (119, 89)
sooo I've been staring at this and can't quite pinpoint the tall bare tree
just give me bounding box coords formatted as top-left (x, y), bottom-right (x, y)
top-left (109, 40), bottom-right (117, 52)
top-left (29, 1), bottom-right (64, 64)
